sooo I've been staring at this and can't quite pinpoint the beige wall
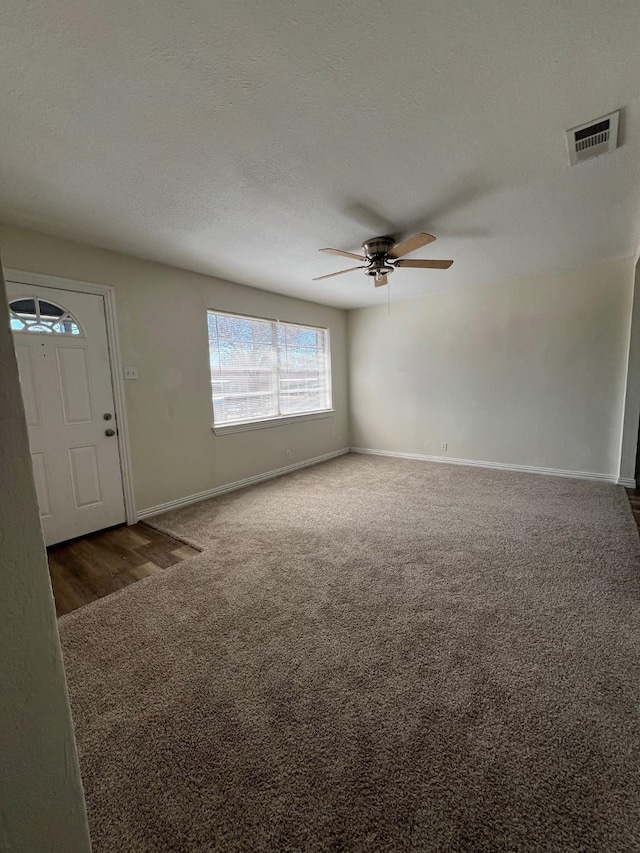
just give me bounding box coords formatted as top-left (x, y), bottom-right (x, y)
top-left (618, 259), bottom-right (640, 482)
top-left (2, 223), bottom-right (634, 493)
top-left (0, 260), bottom-right (91, 851)
top-left (348, 258), bottom-right (635, 478)
top-left (0, 224), bottom-right (349, 513)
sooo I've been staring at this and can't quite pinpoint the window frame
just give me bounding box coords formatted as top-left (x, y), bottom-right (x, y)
top-left (207, 309), bottom-right (334, 435)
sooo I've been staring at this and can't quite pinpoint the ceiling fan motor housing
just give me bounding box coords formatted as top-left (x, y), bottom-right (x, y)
top-left (362, 236), bottom-right (395, 258)
top-left (362, 236), bottom-right (395, 277)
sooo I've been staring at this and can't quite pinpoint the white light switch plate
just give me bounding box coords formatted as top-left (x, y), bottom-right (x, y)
top-left (124, 366), bottom-right (139, 380)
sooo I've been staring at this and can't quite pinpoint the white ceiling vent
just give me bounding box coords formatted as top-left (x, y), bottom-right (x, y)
top-left (567, 111), bottom-right (619, 165)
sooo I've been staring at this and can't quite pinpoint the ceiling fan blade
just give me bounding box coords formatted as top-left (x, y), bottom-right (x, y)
top-left (320, 248), bottom-right (367, 261)
top-left (374, 275), bottom-right (388, 288)
top-left (312, 266), bottom-right (365, 281)
top-left (388, 232), bottom-right (436, 259)
top-left (395, 259), bottom-right (453, 269)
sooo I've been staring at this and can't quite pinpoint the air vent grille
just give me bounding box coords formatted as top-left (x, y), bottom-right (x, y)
top-left (567, 111), bottom-right (619, 165)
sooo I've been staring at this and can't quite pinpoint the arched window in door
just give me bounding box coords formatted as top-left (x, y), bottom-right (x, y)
top-left (9, 297), bottom-right (83, 336)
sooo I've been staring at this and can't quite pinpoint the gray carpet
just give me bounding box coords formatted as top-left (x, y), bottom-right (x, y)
top-left (59, 454), bottom-right (640, 852)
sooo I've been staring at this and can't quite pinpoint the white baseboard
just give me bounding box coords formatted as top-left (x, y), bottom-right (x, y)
top-left (350, 446), bottom-right (619, 484)
top-left (618, 477), bottom-right (636, 488)
top-left (137, 448), bottom-right (350, 519)
top-left (138, 445), bottom-right (627, 520)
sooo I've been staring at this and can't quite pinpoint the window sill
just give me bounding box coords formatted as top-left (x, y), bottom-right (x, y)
top-left (212, 409), bottom-right (335, 436)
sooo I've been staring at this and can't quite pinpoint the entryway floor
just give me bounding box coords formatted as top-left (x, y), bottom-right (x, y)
top-left (48, 522), bottom-right (199, 617)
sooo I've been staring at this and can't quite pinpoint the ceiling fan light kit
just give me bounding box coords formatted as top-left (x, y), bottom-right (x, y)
top-left (314, 232), bottom-right (453, 287)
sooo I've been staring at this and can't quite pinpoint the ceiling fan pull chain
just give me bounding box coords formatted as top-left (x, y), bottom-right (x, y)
top-left (388, 279), bottom-right (391, 316)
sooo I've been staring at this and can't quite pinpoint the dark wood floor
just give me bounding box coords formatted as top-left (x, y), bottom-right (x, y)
top-left (48, 523), bottom-right (199, 617)
top-left (627, 488), bottom-right (640, 533)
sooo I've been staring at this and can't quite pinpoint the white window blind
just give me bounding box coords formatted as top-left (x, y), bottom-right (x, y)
top-left (207, 311), bottom-right (332, 427)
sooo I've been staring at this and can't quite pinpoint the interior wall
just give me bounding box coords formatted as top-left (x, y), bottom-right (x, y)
top-left (0, 260), bottom-right (91, 851)
top-left (0, 224), bottom-right (349, 513)
top-left (348, 257), bottom-right (635, 478)
top-left (618, 258), bottom-right (640, 484)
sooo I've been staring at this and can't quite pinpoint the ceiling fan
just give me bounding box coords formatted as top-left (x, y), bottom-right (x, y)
top-left (313, 232), bottom-right (453, 287)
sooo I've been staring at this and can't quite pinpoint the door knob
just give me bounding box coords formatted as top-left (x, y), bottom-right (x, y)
top-left (105, 428), bottom-right (116, 437)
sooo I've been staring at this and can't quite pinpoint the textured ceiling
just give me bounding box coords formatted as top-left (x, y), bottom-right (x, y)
top-left (2, 0), bottom-right (640, 308)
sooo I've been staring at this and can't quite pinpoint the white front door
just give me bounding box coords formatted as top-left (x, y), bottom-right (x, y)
top-left (8, 283), bottom-right (126, 545)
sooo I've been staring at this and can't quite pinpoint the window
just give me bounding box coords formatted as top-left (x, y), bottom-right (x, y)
top-left (9, 297), bottom-right (82, 336)
top-left (207, 311), bottom-right (332, 429)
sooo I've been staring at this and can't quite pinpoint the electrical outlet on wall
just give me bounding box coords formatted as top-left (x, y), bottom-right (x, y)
top-left (441, 442), bottom-right (448, 451)
top-left (285, 450), bottom-right (291, 460)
